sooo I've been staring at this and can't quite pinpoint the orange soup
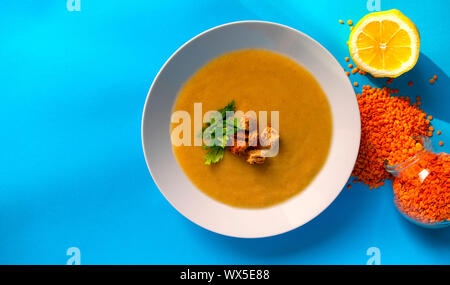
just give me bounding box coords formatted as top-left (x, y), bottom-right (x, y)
top-left (171, 49), bottom-right (332, 208)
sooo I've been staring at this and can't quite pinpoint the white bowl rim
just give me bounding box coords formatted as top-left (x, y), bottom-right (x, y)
top-left (141, 20), bottom-right (361, 238)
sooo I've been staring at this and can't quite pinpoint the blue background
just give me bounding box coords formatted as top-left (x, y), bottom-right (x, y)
top-left (0, 0), bottom-right (449, 265)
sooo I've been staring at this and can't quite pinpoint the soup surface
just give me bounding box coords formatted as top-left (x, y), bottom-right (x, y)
top-left (171, 49), bottom-right (332, 208)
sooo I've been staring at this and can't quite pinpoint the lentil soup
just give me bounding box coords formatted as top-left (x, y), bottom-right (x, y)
top-left (171, 49), bottom-right (333, 208)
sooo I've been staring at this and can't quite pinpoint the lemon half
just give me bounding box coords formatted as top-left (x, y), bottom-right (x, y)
top-left (349, 9), bottom-right (420, 78)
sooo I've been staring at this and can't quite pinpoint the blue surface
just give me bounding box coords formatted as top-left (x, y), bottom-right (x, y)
top-left (0, 0), bottom-right (449, 265)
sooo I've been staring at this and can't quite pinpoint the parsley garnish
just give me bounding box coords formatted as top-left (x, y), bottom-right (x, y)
top-left (202, 100), bottom-right (241, 165)
top-left (204, 147), bottom-right (225, 165)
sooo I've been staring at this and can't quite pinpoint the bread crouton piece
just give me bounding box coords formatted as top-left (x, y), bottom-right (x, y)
top-left (230, 131), bottom-right (248, 155)
top-left (260, 127), bottom-right (279, 148)
top-left (245, 149), bottom-right (266, 165)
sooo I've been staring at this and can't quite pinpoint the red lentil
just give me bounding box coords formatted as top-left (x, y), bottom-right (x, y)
top-left (392, 152), bottom-right (450, 224)
top-left (352, 85), bottom-right (430, 187)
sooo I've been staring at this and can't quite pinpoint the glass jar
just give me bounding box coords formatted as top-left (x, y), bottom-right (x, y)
top-left (385, 136), bottom-right (450, 228)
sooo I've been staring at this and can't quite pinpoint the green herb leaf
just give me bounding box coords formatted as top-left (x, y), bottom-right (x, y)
top-left (204, 147), bottom-right (225, 165)
top-left (218, 100), bottom-right (236, 117)
top-left (202, 100), bottom-right (237, 165)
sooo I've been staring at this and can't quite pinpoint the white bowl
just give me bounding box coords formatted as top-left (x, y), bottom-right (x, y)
top-left (142, 21), bottom-right (360, 238)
